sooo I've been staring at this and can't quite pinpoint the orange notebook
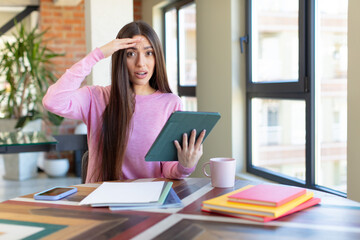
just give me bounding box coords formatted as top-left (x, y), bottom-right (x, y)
top-left (202, 197), bottom-right (321, 222)
top-left (202, 185), bottom-right (314, 218)
top-left (227, 184), bottom-right (306, 207)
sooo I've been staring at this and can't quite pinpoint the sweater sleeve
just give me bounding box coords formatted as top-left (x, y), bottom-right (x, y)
top-left (162, 162), bottom-right (196, 179)
top-left (42, 48), bottom-right (104, 122)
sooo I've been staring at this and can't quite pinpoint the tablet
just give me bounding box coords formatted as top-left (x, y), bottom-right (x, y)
top-left (145, 111), bottom-right (221, 162)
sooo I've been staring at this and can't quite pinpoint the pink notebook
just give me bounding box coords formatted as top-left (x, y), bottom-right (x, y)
top-left (227, 184), bottom-right (307, 207)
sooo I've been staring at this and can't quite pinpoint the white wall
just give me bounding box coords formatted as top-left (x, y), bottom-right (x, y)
top-left (194, 0), bottom-right (233, 176)
top-left (85, 0), bottom-right (133, 86)
top-left (347, 0), bottom-right (360, 202)
top-left (0, 11), bottom-right (20, 29)
top-left (194, 0), bottom-right (246, 177)
top-left (0, 9), bottom-right (38, 36)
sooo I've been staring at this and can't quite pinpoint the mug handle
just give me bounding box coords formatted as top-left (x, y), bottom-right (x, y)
top-left (202, 162), bottom-right (211, 178)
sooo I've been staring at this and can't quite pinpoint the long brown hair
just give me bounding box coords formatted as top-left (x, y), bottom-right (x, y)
top-left (94, 21), bottom-right (172, 181)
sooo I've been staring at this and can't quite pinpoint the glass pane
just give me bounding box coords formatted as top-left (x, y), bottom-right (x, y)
top-left (315, 0), bottom-right (348, 193)
top-left (181, 96), bottom-right (197, 111)
top-left (252, 98), bottom-right (305, 180)
top-left (179, 3), bottom-right (197, 86)
top-left (165, 9), bottom-right (178, 94)
top-left (252, 0), bottom-right (298, 83)
top-left (0, 131), bottom-right (57, 146)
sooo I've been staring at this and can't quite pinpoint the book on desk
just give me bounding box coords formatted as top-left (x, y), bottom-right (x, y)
top-left (202, 184), bottom-right (321, 222)
top-left (227, 184), bottom-right (307, 207)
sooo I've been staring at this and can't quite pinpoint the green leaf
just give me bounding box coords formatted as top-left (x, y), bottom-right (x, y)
top-left (47, 112), bottom-right (64, 126)
top-left (0, 20), bottom-right (65, 128)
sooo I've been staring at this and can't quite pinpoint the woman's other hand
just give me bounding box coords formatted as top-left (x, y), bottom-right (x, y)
top-left (99, 37), bottom-right (140, 58)
top-left (174, 129), bottom-right (206, 168)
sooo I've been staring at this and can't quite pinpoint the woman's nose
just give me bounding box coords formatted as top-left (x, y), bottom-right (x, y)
top-left (136, 53), bottom-right (146, 67)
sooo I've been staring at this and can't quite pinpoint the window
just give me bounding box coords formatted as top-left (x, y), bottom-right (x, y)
top-left (163, 0), bottom-right (197, 111)
top-left (245, 0), bottom-right (348, 196)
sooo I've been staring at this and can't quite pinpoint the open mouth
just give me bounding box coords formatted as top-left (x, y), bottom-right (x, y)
top-left (135, 71), bottom-right (148, 79)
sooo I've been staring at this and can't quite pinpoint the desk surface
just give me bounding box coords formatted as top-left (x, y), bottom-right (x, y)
top-left (1, 178), bottom-right (359, 239)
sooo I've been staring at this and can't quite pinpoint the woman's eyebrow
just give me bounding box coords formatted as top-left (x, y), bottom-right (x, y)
top-left (127, 46), bottom-right (153, 51)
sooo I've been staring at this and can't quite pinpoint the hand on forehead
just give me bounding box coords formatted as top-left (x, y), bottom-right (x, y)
top-left (133, 35), bottom-right (151, 48)
top-left (133, 35), bottom-right (144, 41)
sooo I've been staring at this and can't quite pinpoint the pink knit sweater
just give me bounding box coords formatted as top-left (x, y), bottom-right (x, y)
top-left (43, 48), bottom-right (194, 183)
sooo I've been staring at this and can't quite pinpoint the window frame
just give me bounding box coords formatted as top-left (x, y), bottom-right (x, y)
top-left (245, 0), bottom-right (346, 197)
top-left (162, 0), bottom-right (196, 98)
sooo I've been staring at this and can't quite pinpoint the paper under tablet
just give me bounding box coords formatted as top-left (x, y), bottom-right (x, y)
top-left (145, 111), bottom-right (221, 162)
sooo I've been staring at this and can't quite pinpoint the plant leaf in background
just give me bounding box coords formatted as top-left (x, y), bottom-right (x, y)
top-left (0, 21), bottom-right (64, 129)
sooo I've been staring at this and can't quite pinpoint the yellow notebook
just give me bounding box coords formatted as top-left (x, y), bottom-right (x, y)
top-left (202, 185), bottom-right (314, 218)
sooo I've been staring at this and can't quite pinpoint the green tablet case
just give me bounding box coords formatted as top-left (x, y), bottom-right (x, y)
top-left (145, 111), bottom-right (221, 162)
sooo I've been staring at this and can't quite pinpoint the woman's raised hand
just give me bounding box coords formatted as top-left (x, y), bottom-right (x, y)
top-left (174, 129), bottom-right (206, 169)
top-left (99, 38), bottom-right (140, 58)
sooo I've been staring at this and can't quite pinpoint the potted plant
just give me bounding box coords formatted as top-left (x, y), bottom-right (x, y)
top-left (0, 22), bottom-right (64, 180)
top-left (0, 21), bottom-right (64, 129)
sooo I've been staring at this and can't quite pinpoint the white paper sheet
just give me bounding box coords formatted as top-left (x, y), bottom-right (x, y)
top-left (79, 181), bottom-right (165, 206)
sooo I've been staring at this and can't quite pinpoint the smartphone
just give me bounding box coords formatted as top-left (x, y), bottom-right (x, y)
top-left (34, 186), bottom-right (77, 201)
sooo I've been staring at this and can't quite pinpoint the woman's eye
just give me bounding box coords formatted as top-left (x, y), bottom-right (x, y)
top-left (146, 51), bottom-right (154, 56)
top-left (127, 51), bottom-right (136, 57)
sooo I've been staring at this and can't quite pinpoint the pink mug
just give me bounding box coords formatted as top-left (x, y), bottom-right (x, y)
top-left (202, 157), bottom-right (236, 188)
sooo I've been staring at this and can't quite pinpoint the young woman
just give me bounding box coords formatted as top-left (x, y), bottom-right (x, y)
top-left (43, 21), bottom-right (205, 183)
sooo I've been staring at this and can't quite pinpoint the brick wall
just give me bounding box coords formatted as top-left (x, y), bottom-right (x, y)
top-left (39, 0), bottom-right (86, 79)
top-left (134, 0), bottom-right (142, 21)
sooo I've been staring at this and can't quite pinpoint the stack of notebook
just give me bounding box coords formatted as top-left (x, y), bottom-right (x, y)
top-left (201, 184), bottom-right (321, 222)
top-left (79, 181), bottom-right (182, 210)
